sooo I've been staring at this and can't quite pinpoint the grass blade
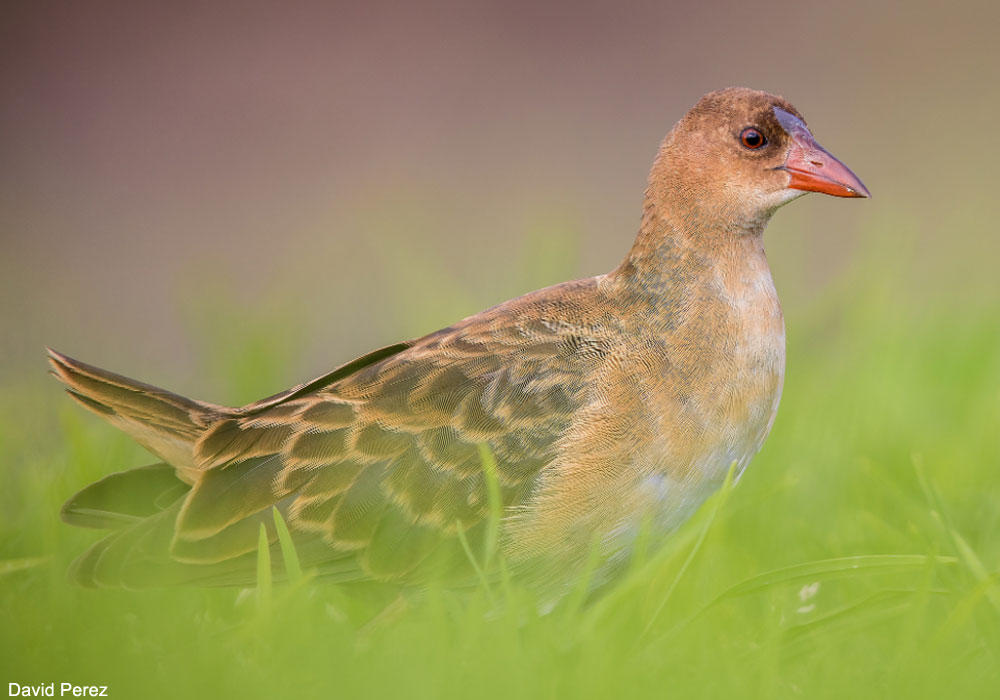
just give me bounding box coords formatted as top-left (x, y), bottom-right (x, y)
top-left (0, 557), bottom-right (47, 577)
top-left (272, 508), bottom-right (303, 584)
top-left (455, 520), bottom-right (496, 605)
top-left (712, 554), bottom-right (957, 600)
top-left (662, 553), bottom-right (958, 641)
top-left (256, 523), bottom-right (272, 613)
top-left (640, 461), bottom-right (738, 639)
top-left (914, 454), bottom-right (1000, 613)
top-left (478, 444), bottom-right (502, 570)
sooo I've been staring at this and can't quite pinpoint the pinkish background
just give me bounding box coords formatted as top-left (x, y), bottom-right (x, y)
top-left (2, 0), bottom-right (996, 400)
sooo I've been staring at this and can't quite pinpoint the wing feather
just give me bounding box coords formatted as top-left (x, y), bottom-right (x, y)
top-left (71, 279), bottom-right (617, 586)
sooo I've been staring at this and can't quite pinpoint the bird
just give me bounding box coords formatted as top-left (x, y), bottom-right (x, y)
top-left (50, 87), bottom-right (869, 591)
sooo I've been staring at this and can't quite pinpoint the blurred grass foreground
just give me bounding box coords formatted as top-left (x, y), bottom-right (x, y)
top-left (2, 241), bottom-right (999, 700)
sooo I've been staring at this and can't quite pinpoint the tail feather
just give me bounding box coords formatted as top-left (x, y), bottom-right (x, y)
top-left (61, 463), bottom-right (190, 529)
top-left (47, 348), bottom-right (229, 474)
top-left (69, 500), bottom-right (184, 589)
top-left (69, 499), bottom-right (365, 588)
top-left (51, 348), bottom-right (372, 588)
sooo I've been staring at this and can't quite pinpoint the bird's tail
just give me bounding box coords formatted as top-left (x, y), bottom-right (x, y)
top-left (47, 348), bottom-right (229, 477)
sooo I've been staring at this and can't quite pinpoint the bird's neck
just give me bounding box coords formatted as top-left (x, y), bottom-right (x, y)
top-left (611, 189), bottom-right (773, 295)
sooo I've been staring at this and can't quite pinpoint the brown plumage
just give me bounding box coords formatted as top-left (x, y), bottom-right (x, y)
top-left (51, 87), bottom-right (868, 590)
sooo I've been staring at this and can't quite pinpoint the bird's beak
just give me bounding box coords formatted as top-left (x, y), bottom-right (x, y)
top-left (772, 106), bottom-right (870, 198)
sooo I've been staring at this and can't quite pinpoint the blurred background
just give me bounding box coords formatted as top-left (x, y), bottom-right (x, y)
top-left (2, 0), bottom-right (996, 399)
top-left (3, 3), bottom-right (1000, 698)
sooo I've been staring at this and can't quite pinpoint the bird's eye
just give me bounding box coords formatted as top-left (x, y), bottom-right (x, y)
top-left (740, 127), bottom-right (767, 150)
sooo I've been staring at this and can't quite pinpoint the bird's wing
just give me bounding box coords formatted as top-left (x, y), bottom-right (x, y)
top-left (166, 284), bottom-right (609, 584)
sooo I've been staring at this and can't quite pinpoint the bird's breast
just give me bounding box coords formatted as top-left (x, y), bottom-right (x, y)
top-left (505, 251), bottom-right (786, 576)
top-left (643, 245), bottom-right (785, 492)
top-left (712, 252), bottom-right (785, 466)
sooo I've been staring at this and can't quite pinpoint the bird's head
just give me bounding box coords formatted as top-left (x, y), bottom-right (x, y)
top-left (648, 87), bottom-right (869, 234)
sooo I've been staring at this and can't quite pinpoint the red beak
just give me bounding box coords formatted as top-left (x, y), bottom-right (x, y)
top-left (773, 107), bottom-right (870, 198)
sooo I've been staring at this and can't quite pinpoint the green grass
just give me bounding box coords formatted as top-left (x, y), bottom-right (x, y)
top-left (2, 270), bottom-right (999, 699)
